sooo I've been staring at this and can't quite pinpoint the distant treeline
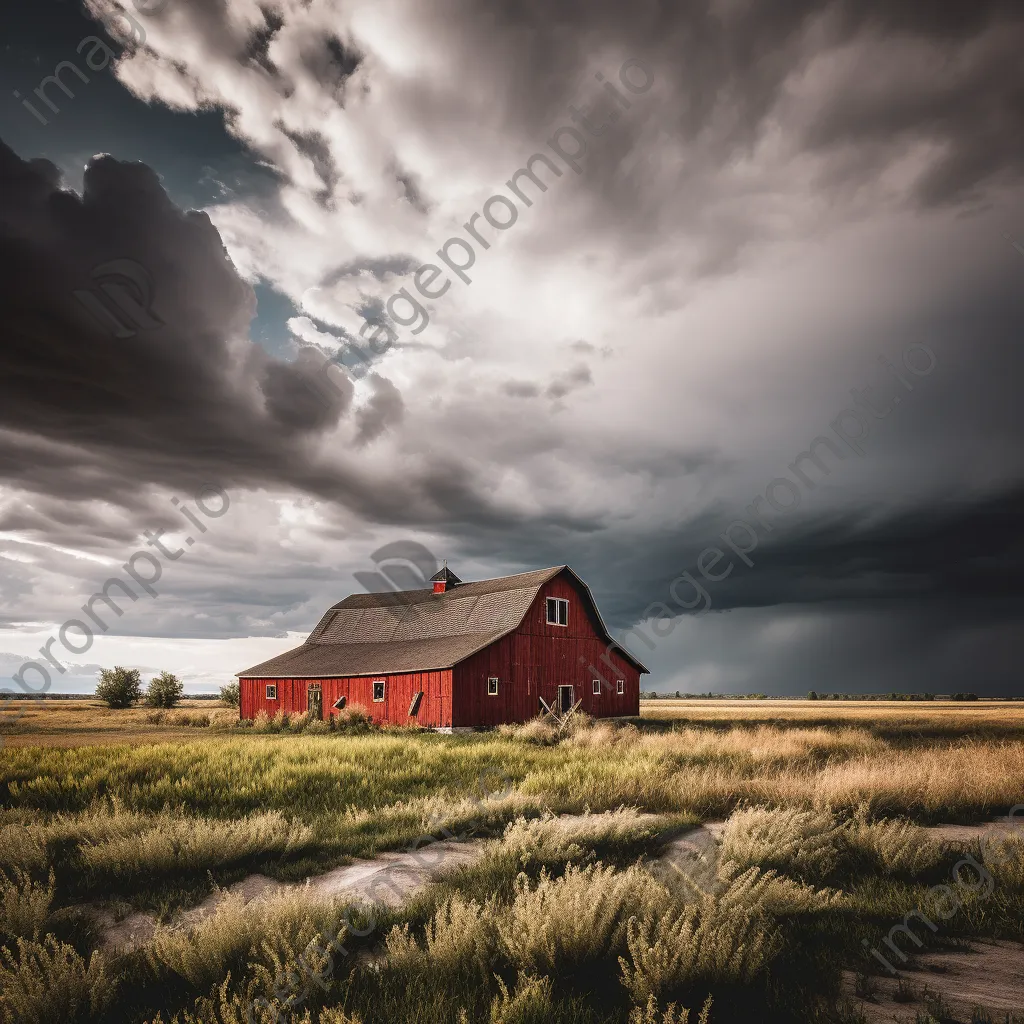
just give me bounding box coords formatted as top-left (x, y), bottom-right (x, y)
top-left (641, 691), bottom-right (1023, 701)
top-left (0, 692), bottom-right (224, 701)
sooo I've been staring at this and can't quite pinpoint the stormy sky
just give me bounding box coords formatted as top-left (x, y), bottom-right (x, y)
top-left (1, 0), bottom-right (1023, 695)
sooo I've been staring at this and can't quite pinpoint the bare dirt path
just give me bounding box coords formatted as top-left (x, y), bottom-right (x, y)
top-left (841, 940), bottom-right (1024, 1021)
top-left (95, 835), bottom-right (486, 952)
top-left (92, 814), bottom-right (1015, 954)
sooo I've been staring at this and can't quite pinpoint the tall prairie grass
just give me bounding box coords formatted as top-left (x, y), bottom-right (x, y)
top-left (2, 705), bottom-right (1023, 1023)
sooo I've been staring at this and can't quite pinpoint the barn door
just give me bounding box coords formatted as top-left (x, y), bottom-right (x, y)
top-left (307, 684), bottom-right (323, 720)
top-left (558, 685), bottom-right (574, 714)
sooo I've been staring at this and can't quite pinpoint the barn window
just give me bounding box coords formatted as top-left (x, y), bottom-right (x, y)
top-left (266, 684), bottom-right (277, 700)
top-left (373, 679), bottom-right (386, 702)
top-left (592, 679), bottom-right (601, 695)
top-left (546, 597), bottom-right (569, 626)
top-left (487, 677), bottom-right (499, 696)
top-left (617, 679), bottom-right (625, 695)
top-left (332, 695), bottom-right (347, 711)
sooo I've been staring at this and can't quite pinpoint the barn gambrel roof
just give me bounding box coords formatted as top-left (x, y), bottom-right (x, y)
top-left (237, 565), bottom-right (649, 678)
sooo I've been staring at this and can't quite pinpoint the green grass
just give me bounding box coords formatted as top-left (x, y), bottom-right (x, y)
top-left (2, 708), bottom-right (1024, 1023)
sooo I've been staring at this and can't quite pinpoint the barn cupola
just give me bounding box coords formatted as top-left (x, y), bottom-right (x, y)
top-left (430, 562), bottom-right (462, 594)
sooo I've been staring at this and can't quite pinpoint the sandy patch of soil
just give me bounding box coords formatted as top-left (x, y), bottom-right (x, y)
top-left (923, 819), bottom-right (1020, 844)
top-left (842, 940), bottom-right (1024, 1021)
top-left (647, 822), bottom-right (726, 894)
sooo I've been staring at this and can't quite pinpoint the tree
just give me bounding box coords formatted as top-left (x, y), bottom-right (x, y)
top-left (146, 671), bottom-right (183, 708)
top-left (96, 666), bottom-right (142, 708)
top-left (807, 691), bottom-right (818, 700)
top-left (220, 681), bottom-right (240, 707)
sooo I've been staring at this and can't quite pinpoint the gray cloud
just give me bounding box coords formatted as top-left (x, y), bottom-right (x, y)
top-left (3, 0), bottom-right (1024, 695)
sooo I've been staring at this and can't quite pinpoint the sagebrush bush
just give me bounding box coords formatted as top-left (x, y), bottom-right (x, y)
top-left (846, 812), bottom-right (942, 876)
top-left (146, 974), bottom-right (363, 1023)
top-left (0, 935), bottom-right (113, 1024)
top-left (498, 863), bottom-right (671, 974)
top-left (719, 806), bottom-right (847, 882)
top-left (628, 994), bottom-right (713, 1024)
top-left (619, 867), bottom-right (785, 1003)
top-left (985, 831), bottom-right (1024, 892)
top-left (498, 717), bottom-right (558, 745)
top-left (0, 823), bottom-right (47, 875)
top-left (499, 808), bottom-right (663, 868)
top-left (0, 868), bottom-right (54, 941)
top-left (331, 705), bottom-right (376, 733)
top-left (386, 894), bottom-right (498, 980)
top-left (488, 972), bottom-right (554, 1024)
top-left (80, 810), bottom-right (314, 882)
top-left (146, 888), bottom-right (352, 992)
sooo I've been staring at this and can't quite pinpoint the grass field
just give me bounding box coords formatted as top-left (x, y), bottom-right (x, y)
top-left (1, 699), bottom-right (1022, 1023)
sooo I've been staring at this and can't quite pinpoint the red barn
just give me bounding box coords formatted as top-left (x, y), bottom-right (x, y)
top-left (236, 565), bottom-right (648, 729)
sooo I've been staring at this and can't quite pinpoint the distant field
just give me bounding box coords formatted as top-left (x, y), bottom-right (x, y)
top-left (1, 699), bottom-right (1022, 1023)
top-left (0, 698), bottom-right (235, 747)
top-left (5, 697), bottom-right (1023, 748)
top-left (640, 698), bottom-right (1024, 730)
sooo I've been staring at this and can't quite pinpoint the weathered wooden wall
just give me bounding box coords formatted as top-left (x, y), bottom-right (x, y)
top-left (239, 669), bottom-right (452, 727)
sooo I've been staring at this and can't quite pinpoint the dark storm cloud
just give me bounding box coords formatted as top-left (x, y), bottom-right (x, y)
top-left (454, 0), bottom-right (1024, 255)
top-left (0, 142), bottom-right (519, 527)
top-left (353, 373), bottom-right (404, 447)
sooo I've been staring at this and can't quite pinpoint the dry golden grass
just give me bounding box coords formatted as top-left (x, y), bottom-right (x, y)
top-left (0, 699), bottom-right (236, 747)
top-left (640, 698), bottom-right (1024, 727)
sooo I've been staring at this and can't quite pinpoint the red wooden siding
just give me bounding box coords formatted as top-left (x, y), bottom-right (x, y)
top-left (451, 573), bottom-right (640, 726)
top-left (239, 669), bottom-right (452, 727)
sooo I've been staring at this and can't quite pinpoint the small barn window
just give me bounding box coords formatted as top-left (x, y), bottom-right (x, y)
top-left (332, 695), bottom-right (347, 711)
top-left (546, 597), bottom-right (569, 626)
top-left (372, 679), bottom-right (386, 702)
top-left (617, 679), bottom-right (624, 695)
top-left (487, 677), bottom-right (499, 696)
top-left (266, 684), bottom-right (277, 700)
top-left (592, 678), bottom-right (601, 695)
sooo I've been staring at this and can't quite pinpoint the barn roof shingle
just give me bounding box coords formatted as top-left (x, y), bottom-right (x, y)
top-left (237, 565), bottom-right (648, 678)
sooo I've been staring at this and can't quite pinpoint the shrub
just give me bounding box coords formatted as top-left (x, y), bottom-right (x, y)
top-left (144, 667), bottom-right (184, 708)
top-left (847, 813), bottom-right (942, 877)
top-left (252, 711), bottom-right (278, 734)
top-left (489, 973), bottom-right (554, 1024)
top-left (497, 863), bottom-right (670, 974)
top-left (386, 895), bottom-right (498, 980)
top-left (146, 888), bottom-right (352, 994)
top-left (619, 868), bottom-right (786, 1003)
top-left (0, 869), bottom-right (54, 942)
top-left (331, 705), bottom-right (376, 734)
top-left (629, 995), bottom-right (713, 1024)
top-left (80, 810), bottom-right (314, 882)
top-left (94, 667), bottom-right (142, 709)
top-left (220, 682), bottom-right (240, 707)
top-left (0, 935), bottom-right (113, 1024)
top-left (719, 807), bottom-right (847, 883)
top-left (146, 672), bottom-right (184, 709)
top-left (985, 832), bottom-right (1024, 893)
top-left (499, 809), bottom-right (663, 868)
